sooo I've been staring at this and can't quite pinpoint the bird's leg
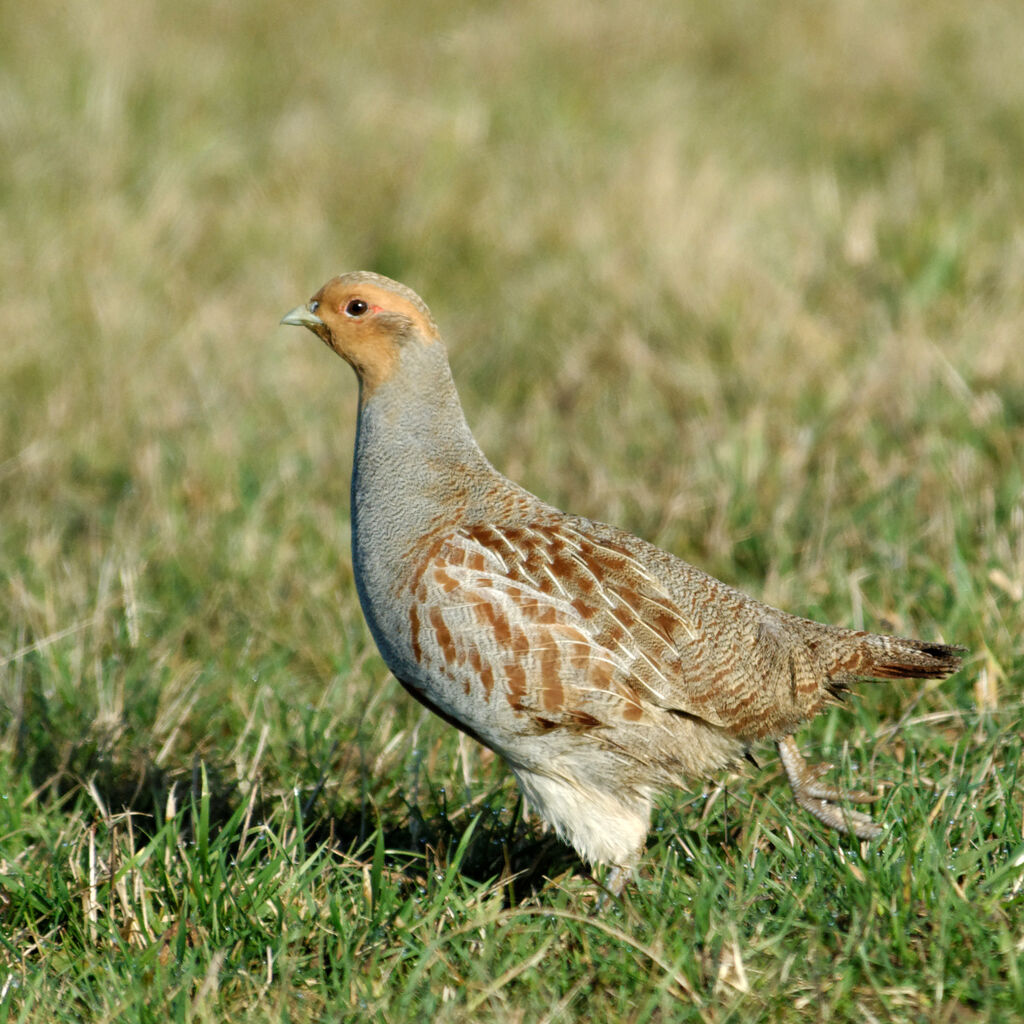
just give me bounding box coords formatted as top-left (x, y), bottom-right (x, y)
top-left (590, 863), bottom-right (633, 914)
top-left (603, 863), bottom-right (633, 897)
top-left (777, 735), bottom-right (883, 840)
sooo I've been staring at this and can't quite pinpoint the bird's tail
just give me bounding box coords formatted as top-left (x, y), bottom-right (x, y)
top-left (829, 630), bottom-right (965, 683)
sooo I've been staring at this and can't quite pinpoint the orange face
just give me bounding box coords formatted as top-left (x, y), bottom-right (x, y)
top-left (281, 272), bottom-right (440, 399)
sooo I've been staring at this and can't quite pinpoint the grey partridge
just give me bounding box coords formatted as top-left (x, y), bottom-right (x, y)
top-left (281, 271), bottom-right (964, 891)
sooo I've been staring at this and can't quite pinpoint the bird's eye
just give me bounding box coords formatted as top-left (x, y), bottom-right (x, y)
top-left (309, 300), bottom-right (319, 315)
top-left (345, 299), bottom-right (369, 318)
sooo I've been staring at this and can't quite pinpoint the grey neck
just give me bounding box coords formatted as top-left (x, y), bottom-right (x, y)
top-left (348, 342), bottom-right (495, 594)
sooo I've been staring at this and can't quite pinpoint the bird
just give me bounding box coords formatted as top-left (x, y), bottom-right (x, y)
top-left (281, 271), bottom-right (964, 892)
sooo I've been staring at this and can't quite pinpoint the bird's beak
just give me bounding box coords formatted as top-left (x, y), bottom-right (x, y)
top-left (280, 305), bottom-right (325, 329)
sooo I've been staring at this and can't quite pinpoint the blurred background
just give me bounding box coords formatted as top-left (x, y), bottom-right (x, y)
top-left (2, 0), bottom-right (1022, 922)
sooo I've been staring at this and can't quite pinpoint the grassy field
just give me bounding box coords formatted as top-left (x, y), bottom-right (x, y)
top-left (2, 0), bottom-right (1023, 1019)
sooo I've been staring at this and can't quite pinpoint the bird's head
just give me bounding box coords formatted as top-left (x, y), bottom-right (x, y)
top-left (281, 271), bottom-right (441, 398)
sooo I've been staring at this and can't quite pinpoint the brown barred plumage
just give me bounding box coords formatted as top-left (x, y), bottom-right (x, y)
top-left (282, 273), bottom-right (965, 892)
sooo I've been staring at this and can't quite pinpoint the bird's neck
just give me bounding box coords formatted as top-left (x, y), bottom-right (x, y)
top-left (348, 349), bottom-right (496, 587)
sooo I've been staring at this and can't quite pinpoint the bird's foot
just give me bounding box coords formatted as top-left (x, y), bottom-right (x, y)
top-left (777, 735), bottom-right (883, 840)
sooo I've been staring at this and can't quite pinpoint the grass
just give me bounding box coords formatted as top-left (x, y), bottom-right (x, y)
top-left (2, 0), bottom-right (1023, 1019)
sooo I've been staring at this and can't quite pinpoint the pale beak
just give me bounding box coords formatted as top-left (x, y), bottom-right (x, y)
top-left (280, 305), bottom-right (325, 328)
